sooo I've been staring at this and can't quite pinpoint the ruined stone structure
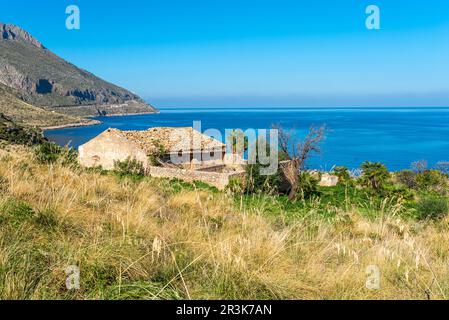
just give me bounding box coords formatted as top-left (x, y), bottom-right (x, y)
top-left (78, 127), bottom-right (246, 189)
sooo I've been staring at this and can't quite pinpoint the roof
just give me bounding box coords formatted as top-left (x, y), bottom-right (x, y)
top-left (107, 127), bottom-right (225, 154)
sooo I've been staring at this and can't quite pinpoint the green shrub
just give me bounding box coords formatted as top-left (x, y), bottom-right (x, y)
top-left (148, 140), bottom-right (167, 166)
top-left (333, 166), bottom-right (352, 185)
top-left (0, 114), bottom-right (45, 146)
top-left (360, 161), bottom-right (390, 191)
top-left (34, 141), bottom-right (61, 164)
top-left (34, 141), bottom-right (78, 166)
top-left (297, 172), bottom-right (320, 199)
top-left (415, 170), bottom-right (446, 193)
top-left (416, 197), bottom-right (448, 220)
top-left (245, 163), bottom-right (282, 195)
top-left (384, 184), bottom-right (415, 201)
top-left (113, 157), bottom-right (145, 176)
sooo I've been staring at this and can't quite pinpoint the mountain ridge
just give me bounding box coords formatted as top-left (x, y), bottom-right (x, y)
top-left (0, 22), bottom-right (157, 119)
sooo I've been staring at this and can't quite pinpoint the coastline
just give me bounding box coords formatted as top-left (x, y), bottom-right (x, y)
top-left (42, 111), bottom-right (160, 131)
top-left (42, 119), bottom-right (102, 131)
top-left (101, 110), bottom-right (161, 117)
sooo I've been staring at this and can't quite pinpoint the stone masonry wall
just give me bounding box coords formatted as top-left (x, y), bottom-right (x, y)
top-left (147, 166), bottom-right (245, 190)
top-left (78, 130), bottom-right (149, 170)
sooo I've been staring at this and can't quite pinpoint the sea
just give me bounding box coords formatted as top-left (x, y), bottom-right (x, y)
top-left (44, 107), bottom-right (449, 171)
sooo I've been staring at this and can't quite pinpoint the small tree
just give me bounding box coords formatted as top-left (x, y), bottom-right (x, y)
top-left (275, 124), bottom-right (327, 201)
top-left (245, 136), bottom-right (281, 194)
top-left (227, 129), bottom-right (249, 155)
top-left (360, 161), bottom-right (390, 191)
top-left (333, 166), bottom-right (351, 185)
top-left (148, 140), bottom-right (167, 166)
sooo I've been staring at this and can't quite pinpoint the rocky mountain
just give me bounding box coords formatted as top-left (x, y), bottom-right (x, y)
top-left (0, 23), bottom-right (157, 117)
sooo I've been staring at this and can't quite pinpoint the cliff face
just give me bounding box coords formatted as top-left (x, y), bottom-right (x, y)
top-left (0, 23), bottom-right (157, 116)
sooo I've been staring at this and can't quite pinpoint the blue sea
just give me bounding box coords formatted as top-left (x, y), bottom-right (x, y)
top-left (44, 107), bottom-right (449, 171)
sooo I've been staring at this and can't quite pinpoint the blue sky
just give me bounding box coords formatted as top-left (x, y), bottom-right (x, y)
top-left (2, 0), bottom-right (449, 107)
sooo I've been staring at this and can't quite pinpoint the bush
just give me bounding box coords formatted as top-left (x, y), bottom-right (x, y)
top-left (34, 141), bottom-right (78, 166)
top-left (297, 172), bottom-right (320, 199)
top-left (0, 114), bottom-right (45, 146)
top-left (226, 177), bottom-right (246, 195)
top-left (384, 184), bottom-right (415, 201)
top-left (333, 166), bottom-right (352, 185)
top-left (360, 161), bottom-right (390, 191)
top-left (416, 197), bottom-right (448, 220)
top-left (34, 141), bottom-right (61, 164)
top-left (396, 170), bottom-right (417, 189)
top-left (113, 157), bottom-right (145, 176)
top-left (148, 140), bottom-right (167, 166)
top-left (245, 163), bottom-right (282, 195)
top-left (415, 170), bottom-right (446, 193)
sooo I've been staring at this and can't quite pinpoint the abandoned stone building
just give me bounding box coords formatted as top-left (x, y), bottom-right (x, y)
top-left (78, 127), bottom-right (246, 190)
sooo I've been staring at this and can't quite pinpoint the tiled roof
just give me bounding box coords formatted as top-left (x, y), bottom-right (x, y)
top-left (107, 127), bottom-right (225, 154)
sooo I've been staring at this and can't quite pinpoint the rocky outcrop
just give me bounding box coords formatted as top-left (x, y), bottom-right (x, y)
top-left (1, 23), bottom-right (44, 49)
top-left (0, 23), bottom-right (157, 116)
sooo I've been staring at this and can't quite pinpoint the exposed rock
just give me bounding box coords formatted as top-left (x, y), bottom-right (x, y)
top-left (319, 173), bottom-right (339, 187)
top-left (1, 23), bottom-right (44, 48)
top-left (0, 22), bottom-right (157, 116)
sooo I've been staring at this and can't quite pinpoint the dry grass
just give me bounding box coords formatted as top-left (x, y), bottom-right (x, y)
top-left (1, 145), bottom-right (449, 300)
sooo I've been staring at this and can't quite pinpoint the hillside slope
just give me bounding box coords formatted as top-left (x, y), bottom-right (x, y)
top-left (0, 23), bottom-right (157, 116)
top-left (0, 83), bottom-right (96, 128)
top-left (1, 146), bottom-right (449, 299)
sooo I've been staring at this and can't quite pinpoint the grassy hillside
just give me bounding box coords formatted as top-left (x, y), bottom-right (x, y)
top-left (0, 83), bottom-right (92, 128)
top-left (1, 144), bottom-right (449, 299)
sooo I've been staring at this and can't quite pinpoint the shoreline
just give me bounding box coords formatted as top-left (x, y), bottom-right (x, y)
top-left (42, 119), bottom-right (102, 131)
top-left (42, 111), bottom-right (160, 131)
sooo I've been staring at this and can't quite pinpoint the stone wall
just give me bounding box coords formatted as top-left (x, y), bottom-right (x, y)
top-left (147, 166), bottom-right (245, 190)
top-left (78, 130), bottom-right (149, 170)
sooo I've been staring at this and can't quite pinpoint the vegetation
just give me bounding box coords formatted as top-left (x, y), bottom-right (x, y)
top-left (0, 114), bottom-right (45, 146)
top-left (147, 140), bottom-right (167, 167)
top-left (113, 157), bottom-right (145, 176)
top-left (0, 26), bottom-right (154, 113)
top-left (0, 83), bottom-right (89, 128)
top-left (227, 129), bottom-right (249, 155)
top-left (275, 124), bottom-right (327, 200)
top-left (2, 121), bottom-right (449, 299)
top-left (416, 197), bottom-right (448, 221)
top-left (360, 162), bottom-right (390, 191)
top-left (332, 166), bottom-right (351, 185)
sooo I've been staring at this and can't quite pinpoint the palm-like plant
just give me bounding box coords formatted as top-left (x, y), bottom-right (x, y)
top-left (360, 161), bottom-right (390, 191)
top-left (333, 166), bottom-right (351, 184)
top-left (227, 129), bottom-right (249, 155)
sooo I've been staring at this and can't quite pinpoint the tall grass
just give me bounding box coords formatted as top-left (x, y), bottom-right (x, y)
top-left (1, 145), bottom-right (449, 299)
